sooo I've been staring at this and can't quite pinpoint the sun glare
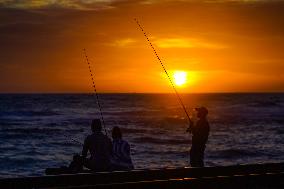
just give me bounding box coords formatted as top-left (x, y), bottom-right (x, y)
top-left (173, 71), bottom-right (187, 86)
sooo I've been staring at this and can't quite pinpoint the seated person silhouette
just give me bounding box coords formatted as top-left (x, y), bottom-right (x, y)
top-left (45, 154), bottom-right (83, 175)
top-left (68, 154), bottom-right (84, 173)
top-left (110, 126), bottom-right (134, 170)
top-left (82, 119), bottom-right (112, 171)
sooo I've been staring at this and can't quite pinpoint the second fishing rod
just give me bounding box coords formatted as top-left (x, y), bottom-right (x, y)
top-left (134, 18), bottom-right (192, 125)
top-left (83, 48), bottom-right (108, 136)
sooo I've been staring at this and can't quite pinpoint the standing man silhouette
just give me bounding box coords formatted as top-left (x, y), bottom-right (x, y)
top-left (186, 107), bottom-right (210, 167)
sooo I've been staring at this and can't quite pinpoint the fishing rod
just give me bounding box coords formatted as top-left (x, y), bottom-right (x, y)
top-left (134, 18), bottom-right (192, 124)
top-left (64, 134), bottom-right (83, 145)
top-left (83, 48), bottom-right (108, 136)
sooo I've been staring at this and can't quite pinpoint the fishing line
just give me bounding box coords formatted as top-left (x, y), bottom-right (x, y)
top-left (83, 48), bottom-right (108, 136)
top-left (64, 134), bottom-right (83, 145)
top-left (134, 18), bottom-right (191, 124)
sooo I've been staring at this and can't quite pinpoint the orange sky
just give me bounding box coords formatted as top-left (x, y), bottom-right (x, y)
top-left (0, 0), bottom-right (284, 93)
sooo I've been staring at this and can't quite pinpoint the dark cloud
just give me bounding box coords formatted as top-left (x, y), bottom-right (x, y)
top-left (1, 0), bottom-right (283, 10)
top-left (0, 0), bottom-right (147, 10)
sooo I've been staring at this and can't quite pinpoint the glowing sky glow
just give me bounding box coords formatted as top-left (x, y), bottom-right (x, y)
top-left (0, 0), bottom-right (284, 93)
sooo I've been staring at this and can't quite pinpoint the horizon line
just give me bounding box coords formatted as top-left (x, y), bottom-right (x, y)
top-left (0, 91), bottom-right (284, 95)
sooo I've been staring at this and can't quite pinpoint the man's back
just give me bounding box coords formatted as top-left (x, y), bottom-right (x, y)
top-left (192, 118), bottom-right (210, 146)
top-left (82, 132), bottom-right (112, 169)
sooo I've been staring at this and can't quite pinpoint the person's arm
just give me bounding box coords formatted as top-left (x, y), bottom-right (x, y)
top-left (186, 119), bottom-right (194, 133)
top-left (123, 141), bottom-right (134, 169)
top-left (82, 137), bottom-right (89, 158)
top-left (122, 141), bottom-right (131, 158)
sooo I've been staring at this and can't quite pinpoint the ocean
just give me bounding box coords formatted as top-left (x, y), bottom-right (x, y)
top-left (0, 93), bottom-right (283, 178)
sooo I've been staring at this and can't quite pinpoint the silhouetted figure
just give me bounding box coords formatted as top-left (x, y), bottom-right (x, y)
top-left (82, 119), bottom-right (112, 171)
top-left (68, 154), bottom-right (83, 173)
top-left (45, 154), bottom-right (84, 175)
top-left (186, 107), bottom-right (210, 167)
top-left (110, 126), bottom-right (134, 170)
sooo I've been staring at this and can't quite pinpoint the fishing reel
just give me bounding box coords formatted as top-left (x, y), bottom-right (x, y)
top-left (186, 119), bottom-right (194, 134)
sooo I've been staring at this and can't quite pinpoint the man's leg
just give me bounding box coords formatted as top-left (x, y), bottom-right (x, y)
top-left (190, 146), bottom-right (199, 167)
top-left (190, 145), bottom-right (206, 167)
top-left (197, 145), bottom-right (206, 167)
top-left (83, 158), bottom-right (91, 169)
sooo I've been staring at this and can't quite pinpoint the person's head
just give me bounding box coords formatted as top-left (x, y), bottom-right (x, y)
top-left (112, 126), bottom-right (122, 139)
top-left (91, 119), bottom-right (102, 133)
top-left (195, 107), bottom-right (208, 119)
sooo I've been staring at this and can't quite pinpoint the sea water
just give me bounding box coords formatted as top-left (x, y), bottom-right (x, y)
top-left (0, 93), bottom-right (283, 177)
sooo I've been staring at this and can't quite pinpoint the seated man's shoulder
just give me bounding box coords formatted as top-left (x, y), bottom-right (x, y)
top-left (97, 133), bottom-right (111, 143)
top-left (87, 134), bottom-right (95, 139)
top-left (85, 134), bottom-right (94, 142)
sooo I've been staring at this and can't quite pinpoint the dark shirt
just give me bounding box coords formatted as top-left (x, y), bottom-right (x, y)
top-left (82, 132), bottom-right (112, 164)
top-left (192, 118), bottom-right (210, 146)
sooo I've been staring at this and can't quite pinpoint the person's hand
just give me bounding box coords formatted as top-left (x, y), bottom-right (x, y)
top-left (186, 119), bottom-right (194, 133)
top-left (186, 127), bottom-right (191, 133)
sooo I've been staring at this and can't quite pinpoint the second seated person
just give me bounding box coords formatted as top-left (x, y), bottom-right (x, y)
top-left (111, 126), bottom-right (134, 170)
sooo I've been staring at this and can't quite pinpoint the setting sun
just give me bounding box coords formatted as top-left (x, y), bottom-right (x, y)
top-left (0, 0), bottom-right (283, 93)
top-left (173, 71), bottom-right (187, 87)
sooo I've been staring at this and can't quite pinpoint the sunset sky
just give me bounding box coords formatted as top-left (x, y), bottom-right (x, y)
top-left (1, 0), bottom-right (284, 93)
